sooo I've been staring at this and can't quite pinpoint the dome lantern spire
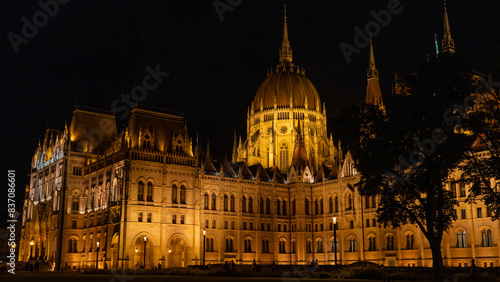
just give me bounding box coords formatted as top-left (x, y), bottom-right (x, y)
top-left (365, 37), bottom-right (384, 110)
top-left (442, 0), bottom-right (455, 54)
top-left (279, 4), bottom-right (293, 66)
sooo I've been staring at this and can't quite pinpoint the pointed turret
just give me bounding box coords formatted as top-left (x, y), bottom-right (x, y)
top-left (365, 37), bottom-right (384, 110)
top-left (441, 0), bottom-right (455, 54)
top-left (278, 4), bottom-right (293, 66)
top-left (292, 118), bottom-right (308, 168)
top-left (232, 130), bottom-right (238, 163)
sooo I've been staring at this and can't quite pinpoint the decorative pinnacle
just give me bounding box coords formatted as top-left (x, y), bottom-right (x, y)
top-left (279, 4), bottom-right (293, 66)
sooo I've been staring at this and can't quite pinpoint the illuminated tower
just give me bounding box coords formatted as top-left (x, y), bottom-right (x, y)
top-left (441, 0), bottom-right (455, 54)
top-left (365, 37), bottom-right (384, 110)
top-left (234, 5), bottom-right (338, 172)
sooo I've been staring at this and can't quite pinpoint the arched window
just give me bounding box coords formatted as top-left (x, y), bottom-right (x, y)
top-left (406, 234), bottom-right (415, 250)
top-left (305, 199), bottom-right (310, 215)
top-left (306, 240), bottom-right (312, 253)
top-left (386, 235), bottom-right (394, 251)
top-left (279, 240), bottom-right (286, 253)
top-left (280, 143), bottom-right (289, 170)
top-left (320, 198), bottom-right (324, 214)
top-left (349, 238), bottom-right (357, 252)
top-left (457, 230), bottom-right (467, 248)
top-left (459, 181), bottom-right (466, 197)
top-left (137, 181), bottom-right (144, 201)
top-left (331, 238), bottom-right (338, 253)
top-left (346, 194), bottom-right (352, 210)
top-left (244, 239), bottom-right (252, 253)
top-left (365, 196), bottom-right (370, 209)
top-left (211, 193), bottom-right (217, 210)
top-left (368, 236), bottom-right (376, 251)
top-left (329, 196), bottom-right (333, 213)
top-left (260, 197), bottom-right (264, 214)
top-left (482, 229), bottom-right (493, 247)
top-left (146, 182), bottom-right (153, 202)
top-left (291, 240), bottom-right (296, 253)
top-left (171, 184), bottom-right (178, 204)
top-left (266, 198), bottom-right (271, 214)
top-left (230, 195), bottom-right (235, 212)
top-left (450, 178), bottom-right (457, 198)
top-left (316, 239), bottom-right (324, 253)
top-left (242, 196), bottom-right (247, 213)
top-left (68, 238), bottom-right (78, 253)
top-left (282, 199), bottom-right (287, 216)
top-left (276, 199), bottom-right (281, 215)
top-left (371, 196), bottom-right (376, 208)
top-left (224, 194), bottom-right (229, 211)
top-left (180, 185), bottom-right (186, 204)
top-left (248, 196), bottom-right (253, 213)
top-left (225, 238), bottom-right (234, 252)
top-left (205, 238), bottom-right (214, 252)
top-left (204, 193), bottom-right (209, 210)
top-left (292, 199), bottom-right (296, 215)
top-left (334, 196), bottom-right (339, 212)
top-left (314, 199), bottom-right (319, 215)
top-left (262, 239), bottom-right (269, 253)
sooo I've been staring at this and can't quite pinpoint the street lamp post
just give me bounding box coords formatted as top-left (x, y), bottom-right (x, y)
top-left (29, 239), bottom-right (35, 260)
top-left (202, 229), bottom-right (206, 266)
top-left (143, 236), bottom-right (147, 269)
top-left (168, 249), bottom-right (171, 268)
top-left (333, 217), bottom-right (338, 266)
top-left (96, 241), bottom-right (100, 270)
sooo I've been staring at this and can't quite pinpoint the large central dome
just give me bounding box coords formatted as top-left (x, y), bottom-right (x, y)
top-left (251, 6), bottom-right (321, 113)
top-left (233, 5), bottom-right (338, 173)
top-left (252, 65), bottom-right (321, 112)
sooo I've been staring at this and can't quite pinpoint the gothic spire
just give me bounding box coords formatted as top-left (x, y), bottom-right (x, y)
top-left (279, 4), bottom-right (293, 66)
top-left (365, 37), bottom-right (384, 110)
top-left (442, 0), bottom-right (455, 54)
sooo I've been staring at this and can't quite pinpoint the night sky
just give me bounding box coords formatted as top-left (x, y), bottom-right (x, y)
top-left (1, 0), bottom-right (500, 213)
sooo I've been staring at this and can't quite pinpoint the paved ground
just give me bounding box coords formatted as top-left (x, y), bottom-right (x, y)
top-left (0, 273), bottom-right (382, 282)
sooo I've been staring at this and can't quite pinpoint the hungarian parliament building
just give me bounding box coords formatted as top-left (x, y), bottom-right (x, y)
top-left (19, 4), bottom-right (499, 270)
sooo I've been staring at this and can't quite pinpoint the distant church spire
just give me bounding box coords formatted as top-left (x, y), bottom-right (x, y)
top-left (279, 4), bottom-right (293, 66)
top-left (442, 0), bottom-right (455, 54)
top-left (365, 37), bottom-right (384, 110)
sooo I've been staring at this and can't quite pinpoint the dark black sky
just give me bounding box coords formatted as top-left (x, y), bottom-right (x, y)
top-left (1, 0), bottom-right (500, 210)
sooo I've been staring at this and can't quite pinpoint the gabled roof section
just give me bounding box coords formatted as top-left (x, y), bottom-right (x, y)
top-left (266, 166), bottom-right (286, 184)
top-left (239, 162), bottom-right (254, 180)
top-left (249, 164), bottom-right (272, 182)
top-left (340, 150), bottom-right (358, 178)
top-left (222, 159), bottom-right (237, 178)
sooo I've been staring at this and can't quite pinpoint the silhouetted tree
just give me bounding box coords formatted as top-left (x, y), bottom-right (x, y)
top-left (356, 53), bottom-right (475, 281)
top-left (459, 73), bottom-right (500, 218)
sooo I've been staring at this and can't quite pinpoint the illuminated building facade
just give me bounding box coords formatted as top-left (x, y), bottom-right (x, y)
top-left (19, 4), bottom-right (500, 270)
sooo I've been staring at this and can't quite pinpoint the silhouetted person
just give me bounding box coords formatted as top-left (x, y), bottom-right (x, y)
top-left (252, 259), bottom-right (257, 272)
top-left (223, 261), bottom-right (229, 273)
top-left (471, 258), bottom-right (477, 273)
top-left (231, 260), bottom-right (235, 271)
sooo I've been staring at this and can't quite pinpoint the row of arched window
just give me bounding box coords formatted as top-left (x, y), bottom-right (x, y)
top-left (137, 181), bottom-right (154, 202)
top-left (137, 182), bottom-right (188, 204)
top-left (205, 237), bottom-right (338, 254)
top-left (202, 193), bottom-right (367, 215)
top-left (202, 193), bottom-right (291, 215)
